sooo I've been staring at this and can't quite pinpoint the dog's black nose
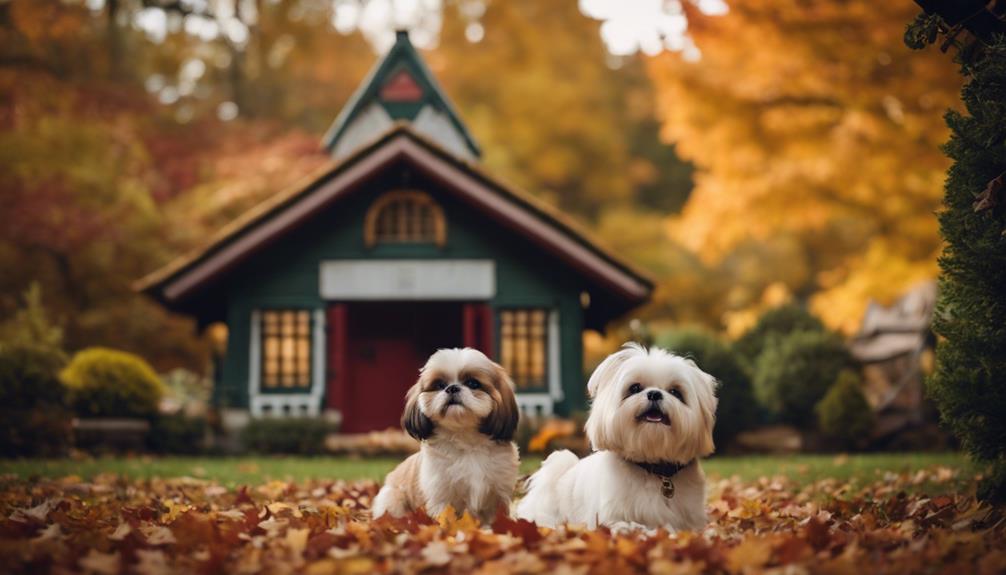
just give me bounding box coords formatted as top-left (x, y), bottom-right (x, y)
top-left (445, 384), bottom-right (461, 394)
top-left (647, 390), bottom-right (662, 402)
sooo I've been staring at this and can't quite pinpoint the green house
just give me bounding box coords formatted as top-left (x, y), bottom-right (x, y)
top-left (139, 31), bottom-right (652, 432)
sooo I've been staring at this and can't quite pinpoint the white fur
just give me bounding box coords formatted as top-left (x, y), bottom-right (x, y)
top-left (516, 343), bottom-right (718, 531)
top-left (418, 430), bottom-right (518, 520)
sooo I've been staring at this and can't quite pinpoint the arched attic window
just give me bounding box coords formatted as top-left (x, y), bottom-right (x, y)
top-left (364, 190), bottom-right (446, 247)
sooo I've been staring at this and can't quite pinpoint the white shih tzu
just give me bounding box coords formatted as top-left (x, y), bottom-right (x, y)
top-left (516, 343), bottom-right (718, 532)
top-left (372, 348), bottom-right (520, 524)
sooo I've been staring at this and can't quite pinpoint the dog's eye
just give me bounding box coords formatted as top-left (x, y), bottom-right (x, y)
top-left (670, 388), bottom-right (685, 403)
top-left (431, 379), bottom-right (446, 391)
top-left (627, 383), bottom-right (643, 395)
top-left (464, 378), bottom-right (481, 390)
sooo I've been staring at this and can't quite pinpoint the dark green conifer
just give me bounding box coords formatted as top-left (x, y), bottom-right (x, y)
top-left (907, 17), bottom-right (1006, 502)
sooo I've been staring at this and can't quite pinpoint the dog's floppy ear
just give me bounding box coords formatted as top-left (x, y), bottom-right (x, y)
top-left (401, 382), bottom-right (434, 440)
top-left (587, 342), bottom-right (645, 398)
top-left (480, 361), bottom-right (519, 441)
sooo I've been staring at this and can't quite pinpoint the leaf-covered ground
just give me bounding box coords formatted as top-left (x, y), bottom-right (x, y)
top-left (1, 465), bottom-right (1003, 574)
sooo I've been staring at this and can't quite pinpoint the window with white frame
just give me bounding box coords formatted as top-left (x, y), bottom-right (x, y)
top-left (499, 309), bottom-right (549, 391)
top-left (260, 310), bottom-right (312, 390)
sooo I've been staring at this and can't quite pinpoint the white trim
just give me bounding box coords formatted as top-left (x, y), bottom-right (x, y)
top-left (332, 103), bottom-right (394, 160)
top-left (247, 308), bottom-right (325, 418)
top-left (312, 307), bottom-right (326, 407)
top-left (319, 259), bottom-right (495, 300)
top-left (548, 309), bottom-right (563, 402)
top-left (248, 309), bottom-right (261, 404)
top-left (516, 393), bottom-right (554, 419)
top-left (512, 308), bottom-right (562, 418)
top-left (413, 105), bottom-right (475, 160)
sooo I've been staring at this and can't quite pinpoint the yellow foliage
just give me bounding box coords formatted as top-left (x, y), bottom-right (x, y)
top-left (811, 242), bottom-right (939, 334)
top-left (435, 505), bottom-right (480, 535)
top-left (646, 1), bottom-right (959, 332)
top-left (434, 0), bottom-right (634, 218)
top-left (725, 536), bottom-right (773, 573)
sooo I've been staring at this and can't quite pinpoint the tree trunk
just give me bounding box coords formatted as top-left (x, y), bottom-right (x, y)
top-left (107, 0), bottom-right (123, 80)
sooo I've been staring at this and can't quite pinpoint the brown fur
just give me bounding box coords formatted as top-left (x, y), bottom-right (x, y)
top-left (478, 362), bottom-right (519, 441)
top-left (372, 348), bottom-right (521, 523)
top-left (377, 451), bottom-right (424, 513)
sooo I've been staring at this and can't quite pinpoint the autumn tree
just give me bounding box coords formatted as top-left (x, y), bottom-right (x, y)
top-left (0, 0), bottom-right (336, 369)
top-left (646, 1), bottom-right (962, 334)
top-left (429, 1), bottom-right (627, 218)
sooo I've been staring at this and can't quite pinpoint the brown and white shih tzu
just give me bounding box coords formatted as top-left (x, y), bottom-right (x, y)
top-left (372, 347), bottom-right (520, 524)
top-left (516, 343), bottom-right (718, 532)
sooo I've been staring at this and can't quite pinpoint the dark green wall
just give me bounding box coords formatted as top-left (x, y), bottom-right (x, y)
top-left (217, 162), bottom-right (587, 416)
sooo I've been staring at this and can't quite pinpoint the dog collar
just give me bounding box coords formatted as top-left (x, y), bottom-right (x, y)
top-left (629, 459), bottom-right (694, 499)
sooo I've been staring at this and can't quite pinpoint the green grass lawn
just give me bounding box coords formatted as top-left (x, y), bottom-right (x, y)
top-left (702, 452), bottom-right (975, 485)
top-left (0, 452), bottom-right (975, 490)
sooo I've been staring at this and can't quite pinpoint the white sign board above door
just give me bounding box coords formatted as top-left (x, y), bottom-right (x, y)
top-left (319, 260), bottom-right (496, 300)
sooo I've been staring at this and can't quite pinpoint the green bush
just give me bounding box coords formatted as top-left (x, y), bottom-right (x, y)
top-left (0, 343), bottom-right (67, 410)
top-left (655, 328), bottom-right (761, 449)
top-left (734, 304), bottom-right (826, 368)
top-left (0, 343), bottom-right (72, 457)
top-left (240, 418), bottom-right (339, 454)
top-left (148, 414), bottom-right (209, 454)
top-left (753, 330), bottom-right (855, 427)
top-left (816, 370), bottom-right (874, 450)
top-left (61, 347), bottom-right (165, 418)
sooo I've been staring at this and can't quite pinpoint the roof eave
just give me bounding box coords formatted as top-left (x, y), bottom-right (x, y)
top-left (139, 125), bottom-right (651, 316)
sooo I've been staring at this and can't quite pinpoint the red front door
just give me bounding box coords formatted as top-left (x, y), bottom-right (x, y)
top-left (343, 338), bottom-right (420, 432)
top-left (327, 302), bottom-right (469, 433)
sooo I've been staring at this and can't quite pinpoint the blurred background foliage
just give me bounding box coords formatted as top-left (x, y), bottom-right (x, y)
top-left (0, 0), bottom-right (961, 376)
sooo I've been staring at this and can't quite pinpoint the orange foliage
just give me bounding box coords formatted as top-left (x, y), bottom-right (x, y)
top-left (527, 419), bottom-right (578, 453)
top-left (647, 1), bottom-right (961, 332)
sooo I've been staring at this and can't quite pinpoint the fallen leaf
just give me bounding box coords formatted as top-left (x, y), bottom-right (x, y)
top-left (31, 522), bottom-right (63, 543)
top-left (726, 536), bottom-right (772, 572)
top-left (10, 499), bottom-right (58, 523)
top-left (108, 523), bottom-right (132, 541)
top-left (160, 499), bottom-right (191, 523)
top-left (79, 549), bottom-right (120, 575)
top-left (421, 540), bottom-right (452, 566)
top-left (805, 512), bottom-right (832, 550)
top-left (134, 549), bottom-right (173, 575)
top-left (140, 523), bottom-right (177, 545)
top-left (491, 504), bottom-right (543, 545)
top-left (286, 527), bottom-right (310, 557)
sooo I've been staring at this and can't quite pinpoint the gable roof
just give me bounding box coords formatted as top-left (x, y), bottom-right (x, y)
top-left (137, 125), bottom-right (653, 329)
top-left (322, 30), bottom-right (481, 160)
